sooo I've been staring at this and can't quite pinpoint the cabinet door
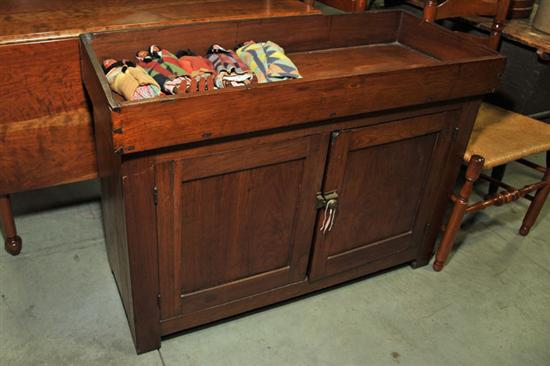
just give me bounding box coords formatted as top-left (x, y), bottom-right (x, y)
top-left (309, 113), bottom-right (453, 280)
top-left (156, 134), bottom-right (328, 319)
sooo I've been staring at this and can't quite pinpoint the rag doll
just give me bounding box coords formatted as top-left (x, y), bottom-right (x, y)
top-left (135, 50), bottom-right (186, 95)
top-left (102, 59), bottom-right (162, 101)
top-left (206, 44), bottom-right (255, 88)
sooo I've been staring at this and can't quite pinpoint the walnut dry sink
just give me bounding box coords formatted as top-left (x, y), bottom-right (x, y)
top-left (80, 11), bottom-right (505, 353)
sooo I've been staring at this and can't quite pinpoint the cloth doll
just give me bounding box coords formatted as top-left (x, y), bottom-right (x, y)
top-left (206, 44), bottom-right (255, 88)
top-left (102, 59), bottom-right (162, 101)
top-left (149, 45), bottom-right (189, 78)
top-left (236, 41), bottom-right (302, 83)
top-left (135, 50), bottom-right (186, 95)
top-left (176, 49), bottom-right (216, 79)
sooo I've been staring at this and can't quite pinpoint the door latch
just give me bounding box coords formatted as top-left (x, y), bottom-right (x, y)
top-left (316, 191), bottom-right (338, 234)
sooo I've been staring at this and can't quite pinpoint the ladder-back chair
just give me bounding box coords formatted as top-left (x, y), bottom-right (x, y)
top-left (424, 0), bottom-right (550, 271)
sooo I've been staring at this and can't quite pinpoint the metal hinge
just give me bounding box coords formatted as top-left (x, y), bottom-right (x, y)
top-left (451, 127), bottom-right (460, 141)
top-left (153, 186), bottom-right (158, 206)
top-left (331, 131), bottom-right (340, 145)
top-left (157, 294), bottom-right (161, 307)
top-left (424, 223), bottom-right (432, 233)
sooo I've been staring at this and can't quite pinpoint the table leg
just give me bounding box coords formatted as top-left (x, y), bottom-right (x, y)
top-left (0, 195), bottom-right (22, 255)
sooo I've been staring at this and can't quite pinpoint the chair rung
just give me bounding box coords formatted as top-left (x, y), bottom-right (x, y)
top-left (465, 180), bottom-right (547, 213)
top-left (517, 158), bottom-right (546, 173)
top-left (525, 194), bottom-right (535, 201)
top-left (479, 173), bottom-right (516, 191)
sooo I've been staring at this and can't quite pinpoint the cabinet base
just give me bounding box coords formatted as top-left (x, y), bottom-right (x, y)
top-left (159, 248), bottom-right (417, 338)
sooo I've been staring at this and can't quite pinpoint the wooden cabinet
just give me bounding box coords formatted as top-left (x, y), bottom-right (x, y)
top-left (81, 11), bottom-right (505, 353)
top-left (310, 113), bottom-right (453, 280)
top-left (156, 135), bottom-right (328, 319)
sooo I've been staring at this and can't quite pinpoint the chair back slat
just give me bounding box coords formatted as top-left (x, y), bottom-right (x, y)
top-left (423, 0), bottom-right (511, 50)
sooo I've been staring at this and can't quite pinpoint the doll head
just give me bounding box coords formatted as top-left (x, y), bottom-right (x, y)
top-left (136, 50), bottom-right (153, 63)
top-left (103, 58), bottom-right (118, 70)
top-left (149, 45), bottom-right (161, 58)
top-left (102, 58), bottom-right (126, 74)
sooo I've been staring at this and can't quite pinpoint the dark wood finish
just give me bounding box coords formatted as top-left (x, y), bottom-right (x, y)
top-left (488, 165), bottom-right (507, 198)
top-left (161, 247), bottom-right (417, 335)
top-left (433, 155), bottom-right (485, 272)
top-left (122, 158), bottom-right (161, 353)
top-left (83, 12), bottom-right (503, 156)
top-left (414, 100), bottom-right (482, 267)
top-left (157, 134), bottom-right (329, 319)
top-left (0, 0), bottom-right (320, 252)
top-left (434, 152), bottom-right (549, 270)
top-left (427, 0), bottom-right (550, 270)
top-left (0, 0), bottom-right (319, 45)
top-left (309, 112), bottom-right (455, 280)
top-left (0, 0), bottom-right (318, 195)
top-left (317, 0), bottom-right (367, 12)
top-left (81, 12), bottom-right (504, 353)
top-left (520, 152), bottom-right (550, 235)
top-left (508, 0), bottom-right (534, 19)
top-left (0, 195), bottom-right (22, 256)
top-left (423, 0), bottom-right (511, 49)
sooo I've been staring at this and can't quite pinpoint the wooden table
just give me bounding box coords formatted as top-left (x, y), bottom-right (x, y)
top-left (468, 15), bottom-right (550, 59)
top-left (0, 0), bottom-right (319, 254)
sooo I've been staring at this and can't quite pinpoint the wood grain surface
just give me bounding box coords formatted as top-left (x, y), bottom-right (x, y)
top-left (0, 0), bottom-right (319, 45)
top-left (0, 0), bottom-right (319, 195)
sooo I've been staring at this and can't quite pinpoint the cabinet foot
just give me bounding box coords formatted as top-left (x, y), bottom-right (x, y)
top-left (410, 258), bottom-right (430, 269)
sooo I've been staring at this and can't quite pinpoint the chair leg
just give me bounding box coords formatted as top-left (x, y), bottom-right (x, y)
top-left (519, 151), bottom-right (550, 236)
top-left (487, 164), bottom-right (506, 199)
top-left (433, 155), bottom-right (485, 272)
top-left (0, 195), bottom-right (22, 255)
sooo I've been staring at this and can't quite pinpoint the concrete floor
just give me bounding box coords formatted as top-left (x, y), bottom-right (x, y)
top-left (1, 151), bottom-right (549, 365)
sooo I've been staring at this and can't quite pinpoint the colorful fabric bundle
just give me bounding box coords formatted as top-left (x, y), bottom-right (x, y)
top-left (103, 59), bottom-right (162, 101)
top-left (176, 49), bottom-right (216, 79)
top-left (206, 45), bottom-right (255, 88)
top-left (236, 41), bottom-right (301, 83)
top-left (149, 45), bottom-right (189, 77)
top-left (136, 49), bottom-right (187, 95)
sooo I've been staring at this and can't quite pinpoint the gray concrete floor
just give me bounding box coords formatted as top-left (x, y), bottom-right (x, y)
top-left (1, 152), bottom-right (549, 366)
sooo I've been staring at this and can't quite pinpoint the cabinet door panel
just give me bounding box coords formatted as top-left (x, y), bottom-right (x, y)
top-left (157, 135), bottom-right (328, 318)
top-left (310, 113), bottom-right (453, 280)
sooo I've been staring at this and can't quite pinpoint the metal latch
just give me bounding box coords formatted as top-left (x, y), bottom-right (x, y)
top-left (316, 191), bottom-right (339, 234)
top-left (315, 191), bottom-right (338, 209)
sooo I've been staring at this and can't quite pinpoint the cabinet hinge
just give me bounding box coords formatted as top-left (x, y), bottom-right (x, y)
top-left (424, 223), bottom-right (432, 233)
top-left (451, 127), bottom-right (460, 141)
top-left (153, 186), bottom-right (158, 206)
top-left (331, 131), bottom-right (340, 145)
top-left (157, 294), bottom-right (161, 307)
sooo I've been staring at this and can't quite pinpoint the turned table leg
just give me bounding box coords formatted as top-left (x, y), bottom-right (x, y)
top-left (0, 195), bottom-right (22, 255)
top-left (433, 155), bottom-right (485, 272)
top-left (520, 151), bottom-right (550, 236)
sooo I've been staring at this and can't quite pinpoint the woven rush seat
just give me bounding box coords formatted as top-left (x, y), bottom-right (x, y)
top-left (465, 102), bottom-right (550, 169)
